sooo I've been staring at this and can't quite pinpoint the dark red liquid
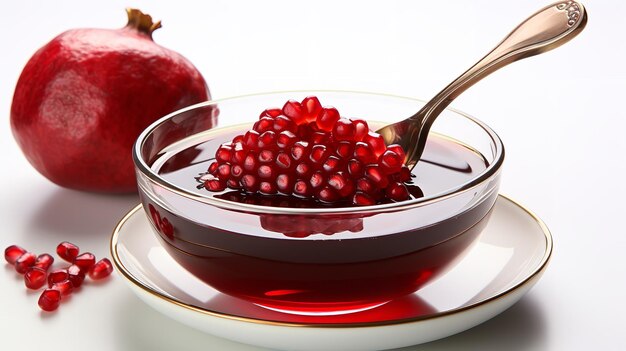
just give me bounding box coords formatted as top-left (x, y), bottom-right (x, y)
top-left (143, 127), bottom-right (497, 314)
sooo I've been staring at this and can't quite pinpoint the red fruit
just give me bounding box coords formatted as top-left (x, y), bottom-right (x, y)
top-left (88, 258), bottom-right (114, 280)
top-left (316, 107), bottom-right (340, 131)
top-left (199, 96), bottom-right (415, 206)
top-left (4, 245), bottom-right (26, 265)
top-left (387, 182), bottom-right (410, 202)
top-left (74, 252), bottom-right (96, 273)
top-left (56, 241), bottom-right (79, 262)
top-left (39, 289), bottom-right (61, 312)
top-left (24, 267), bottom-right (48, 289)
top-left (67, 265), bottom-right (86, 288)
top-left (48, 269), bottom-right (70, 287)
top-left (33, 253), bottom-right (54, 271)
top-left (51, 280), bottom-right (74, 297)
top-left (10, 9), bottom-right (212, 192)
top-left (15, 252), bottom-right (36, 274)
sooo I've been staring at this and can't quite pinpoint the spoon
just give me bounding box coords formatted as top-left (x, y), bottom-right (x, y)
top-left (376, 1), bottom-right (587, 169)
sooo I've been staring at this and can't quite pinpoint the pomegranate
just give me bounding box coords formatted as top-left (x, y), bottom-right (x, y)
top-left (200, 96), bottom-right (412, 205)
top-left (11, 9), bottom-right (213, 192)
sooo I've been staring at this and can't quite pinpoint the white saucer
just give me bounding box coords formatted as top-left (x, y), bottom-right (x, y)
top-left (110, 194), bottom-right (552, 351)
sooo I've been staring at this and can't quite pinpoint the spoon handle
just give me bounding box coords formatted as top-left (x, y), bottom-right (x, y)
top-left (414, 1), bottom-right (586, 125)
top-left (383, 1), bottom-right (588, 168)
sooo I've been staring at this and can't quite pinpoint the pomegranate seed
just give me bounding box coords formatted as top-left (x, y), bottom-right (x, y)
top-left (48, 269), bottom-right (69, 287)
top-left (231, 147), bottom-right (246, 164)
top-left (56, 242), bottom-right (79, 262)
top-left (274, 115), bottom-right (296, 133)
top-left (353, 119), bottom-right (369, 141)
top-left (208, 162), bottom-right (219, 174)
top-left (258, 149), bottom-right (275, 163)
top-left (379, 150), bottom-right (403, 174)
top-left (88, 258), bottom-right (114, 280)
top-left (244, 130), bottom-right (260, 150)
top-left (311, 132), bottom-right (330, 144)
top-left (243, 152), bottom-right (258, 172)
top-left (74, 252), bottom-right (96, 273)
top-left (356, 177), bottom-right (376, 194)
top-left (387, 144), bottom-right (406, 162)
top-left (301, 96), bottom-right (323, 122)
top-left (241, 174), bottom-right (259, 193)
top-left (258, 164), bottom-right (276, 179)
top-left (317, 186), bottom-right (339, 203)
top-left (51, 280), bottom-right (74, 296)
top-left (322, 156), bottom-right (342, 173)
top-left (353, 142), bottom-right (376, 164)
top-left (282, 100), bottom-right (306, 125)
top-left (232, 135), bottom-right (245, 144)
top-left (254, 116), bottom-right (275, 133)
top-left (328, 172), bottom-right (355, 197)
top-left (365, 165), bottom-right (390, 188)
top-left (276, 174), bottom-right (294, 194)
top-left (363, 132), bottom-right (387, 157)
top-left (387, 182), bottom-right (410, 202)
top-left (277, 131), bottom-right (297, 149)
top-left (348, 159), bottom-right (364, 178)
top-left (216, 144), bottom-right (233, 163)
top-left (259, 181), bottom-right (278, 195)
top-left (24, 267), bottom-right (47, 289)
top-left (217, 163), bottom-right (232, 178)
top-left (260, 108), bottom-right (282, 118)
top-left (204, 177), bottom-right (226, 192)
top-left (295, 163), bottom-right (312, 178)
top-left (231, 165), bottom-right (244, 178)
top-left (38, 289), bottom-right (61, 312)
top-left (4, 245), bottom-right (26, 265)
top-left (309, 145), bottom-right (329, 164)
top-left (353, 192), bottom-right (376, 206)
top-left (333, 118), bottom-right (354, 141)
top-left (33, 253), bottom-right (54, 271)
top-left (291, 141), bottom-right (310, 162)
top-left (293, 180), bottom-right (311, 197)
top-left (67, 264), bottom-right (85, 288)
top-left (227, 178), bottom-right (239, 189)
top-left (15, 252), bottom-right (36, 274)
top-left (275, 152), bottom-right (292, 169)
top-left (258, 131), bottom-right (277, 149)
top-left (316, 107), bottom-right (340, 131)
top-left (336, 141), bottom-right (354, 159)
top-left (309, 171), bottom-right (326, 189)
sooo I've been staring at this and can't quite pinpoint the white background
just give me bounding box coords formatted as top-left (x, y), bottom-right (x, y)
top-left (1, 1), bottom-right (624, 350)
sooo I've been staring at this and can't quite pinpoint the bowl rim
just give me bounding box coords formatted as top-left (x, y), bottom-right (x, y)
top-left (133, 90), bottom-right (505, 215)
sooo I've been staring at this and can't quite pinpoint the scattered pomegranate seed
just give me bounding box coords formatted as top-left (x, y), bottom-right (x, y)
top-left (51, 280), bottom-right (74, 296)
top-left (24, 267), bottom-right (47, 289)
top-left (4, 245), bottom-right (26, 265)
top-left (15, 252), bottom-right (36, 274)
top-left (38, 289), bottom-right (61, 312)
top-left (200, 96), bottom-right (412, 205)
top-left (56, 242), bottom-right (79, 262)
top-left (48, 269), bottom-right (69, 287)
top-left (88, 258), bottom-right (114, 280)
top-left (74, 252), bottom-right (96, 273)
top-left (67, 264), bottom-right (86, 288)
top-left (33, 253), bottom-right (54, 271)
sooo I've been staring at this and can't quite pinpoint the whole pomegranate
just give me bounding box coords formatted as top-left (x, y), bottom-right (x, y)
top-left (11, 9), bottom-right (214, 193)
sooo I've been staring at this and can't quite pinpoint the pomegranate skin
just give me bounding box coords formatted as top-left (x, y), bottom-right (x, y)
top-left (10, 10), bottom-right (213, 193)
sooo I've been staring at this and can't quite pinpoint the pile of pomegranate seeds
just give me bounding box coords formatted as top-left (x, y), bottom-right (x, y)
top-left (4, 242), bottom-right (113, 312)
top-left (200, 96), bottom-right (413, 206)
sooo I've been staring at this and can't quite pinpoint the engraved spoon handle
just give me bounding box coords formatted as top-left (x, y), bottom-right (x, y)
top-left (377, 1), bottom-right (587, 168)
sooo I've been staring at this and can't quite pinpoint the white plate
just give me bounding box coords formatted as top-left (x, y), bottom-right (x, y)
top-left (110, 194), bottom-right (551, 351)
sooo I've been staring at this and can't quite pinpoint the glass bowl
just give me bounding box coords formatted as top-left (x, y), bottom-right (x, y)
top-left (132, 91), bottom-right (504, 315)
